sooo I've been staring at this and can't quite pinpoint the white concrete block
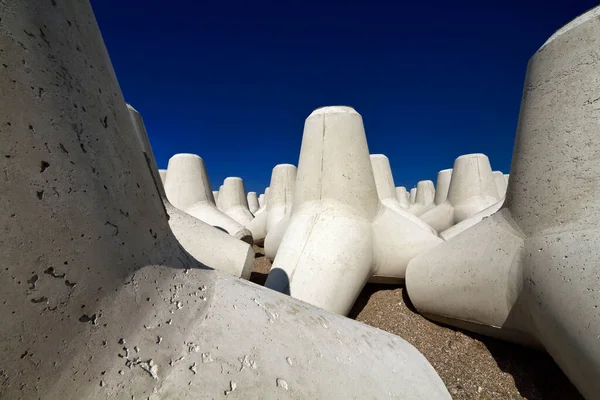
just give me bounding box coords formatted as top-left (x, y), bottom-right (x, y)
top-left (408, 9), bottom-right (600, 398)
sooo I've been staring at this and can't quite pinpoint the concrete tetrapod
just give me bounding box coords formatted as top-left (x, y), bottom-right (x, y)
top-left (126, 104), bottom-right (254, 279)
top-left (409, 180), bottom-right (436, 216)
top-left (493, 171), bottom-right (508, 198)
top-left (265, 106), bottom-right (443, 315)
top-left (263, 164), bottom-right (297, 260)
top-left (419, 154), bottom-right (500, 232)
top-left (213, 190), bottom-right (219, 204)
top-left (370, 155), bottom-right (438, 235)
top-left (396, 186), bottom-right (410, 208)
top-left (247, 191), bottom-right (259, 214)
top-left (409, 187), bottom-right (417, 204)
top-left (434, 169), bottom-right (453, 205)
top-left (164, 154), bottom-right (253, 243)
top-left (258, 193), bottom-right (265, 207)
top-left (246, 186), bottom-right (270, 245)
top-left (407, 9), bottom-right (600, 398)
top-left (219, 177), bottom-right (255, 226)
top-left (0, 3), bottom-right (451, 399)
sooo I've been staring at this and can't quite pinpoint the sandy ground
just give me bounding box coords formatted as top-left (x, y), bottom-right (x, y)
top-left (250, 246), bottom-right (582, 400)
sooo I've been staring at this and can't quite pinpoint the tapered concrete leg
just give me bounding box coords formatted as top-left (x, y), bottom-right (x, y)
top-left (213, 190), bottom-right (219, 203)
top-left (434, 169), bottom-right (452, 205)
top-left (126, 104), bottom-right (254, 279)
top-left (407, 8), bottom-right (600, 398)
top-left (247, 191), bottom-right (259, 214)
top-left (493, 171), bottom-right (507, 198)
top-left (409, 187), bottom-right (417, 204)
top-left (164, 154), bottom-right (252, 243)
top-left (220, 177), bottom-right (255, 225)
top-left (396, 186), bottom-right (410, 208)
top-left (258, 193), bottom-right (265, 207)
top-left (0, 3), bottom-right (450, 399)
top-left (266, 164), bottom-right (296, 233)
top-left (409, 180), bottom-right (436, 216)
top-left (266, 106), bottom-right (442, 315)
top-left (159, 169), bottom-right (167, 186)
top-left (217, 184), bottom-right (224, 210)
top-left (447, 154), bottom-right (499, 222)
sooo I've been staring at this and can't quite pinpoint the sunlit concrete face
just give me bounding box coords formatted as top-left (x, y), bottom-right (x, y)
top-left (265, 106), bottom-right (442, 315)
top-left (407, 8), bottom-right (600, 399)
top-left (0, 2), bottom-right (450, 399)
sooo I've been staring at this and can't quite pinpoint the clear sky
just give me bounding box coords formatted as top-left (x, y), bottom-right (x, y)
top-left (91, 0), bottom-right (598, 193)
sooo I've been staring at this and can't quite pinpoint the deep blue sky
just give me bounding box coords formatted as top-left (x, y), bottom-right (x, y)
top-left (91, 0), bottom-right (597, 193)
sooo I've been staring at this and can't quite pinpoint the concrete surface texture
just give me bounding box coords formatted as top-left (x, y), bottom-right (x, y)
top-left (263, 164), bottom-right (297, 260)
top-left (126, 104), bottom-right (254, 279)
top-left (164, 154), bottom-right (252, 243)
top-left (0, 2), bottom-right (451, 399)
top-left (409, 180), bottom-right (436, 216)
top-left (219, 177), bottom-right (255, 226)
top-left (419, 153), bottom-right (500, 232)
top-left (407, 8), bottom-right (600, 399)
top-left (493, 171), bottom-right (508, 198)
top-left (265, 106), bottom-right (443, 315)
top-left (247, 191), bottom-right (259, 214)
top-left (396, 186), bottom-right (410, 208)
top-left (434, 169), bottom-right (453, 205)
top-left (410, 187), bottom-right (417, 204)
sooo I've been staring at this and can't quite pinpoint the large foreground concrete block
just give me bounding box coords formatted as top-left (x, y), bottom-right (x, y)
top-left (220, 177), bottom-right (255, 226)
top-left (164, 154), bottom-right (252, 243)
top-left (407, 8), bottom-right (600, 398)
top-left (265, 107), bottom-right (442, 315)
top-left (126, 104), bottom-right (254, 279)
top-left (0, 2), bottom-right (450, 398)
top-left (420, 154), bottom-right (500, 232)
